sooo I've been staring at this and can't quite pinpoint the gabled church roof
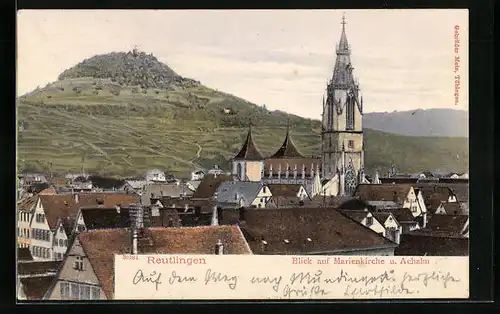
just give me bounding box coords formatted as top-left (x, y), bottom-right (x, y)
top-left (233, 125), bottom-right (264, 161)
top-left (270, 122), bottom-right (304, 159)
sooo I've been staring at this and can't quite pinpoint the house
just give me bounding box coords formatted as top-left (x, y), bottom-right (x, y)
top-left (395, 233), bottom-right (468, 256)
top-left (154, 196), bottom-right (216, 214)
top-left (117, 180), bottom-right (149, 193)
top-left (69, 176), bottom-right (93, 191)
top-left (370, 212), bottom-right (402, 244)
top-left (52, 217), bottom-right (74, 260)
top-left (434, 201), bottom-right (467, 215)
top-left (192, 173), bottom-right (233, 199)
top-left (216, 181), bottom-right (272, 209)
top-left (79, 206), bottom-right (133, 230)
top-left (375, 208), bottom-right (420, 234)
top-left (218, 207), bottom-right (397, 255)
top-left (17, 195), bottom-right (37, 248)
top-left (44, 226), bottom-right (252, 300)
top-left (50, 177), bottom-right (70, 188)
top-left (17, 260), bottom-right (61, 300)
top-left (265, 196), bottom-right (307, 209)
top-left (353, 184), bottom-right (422, 217)
top-left (266, 184), bottom-right (309, 199)
top-left (30, 193), bottom-right (140, 261)
top-left (141, 182), bottom-right (193, 205)
top-left (19, 173), bottom-right (48, 186)
top-left (145, 168), bottom-right (166, 182)
top-left (191, 170), bottom-right (205, 181)
top-left (186, 180), bottom-right (201, 192)
top-left (340, 210), bottom-right (387, 238)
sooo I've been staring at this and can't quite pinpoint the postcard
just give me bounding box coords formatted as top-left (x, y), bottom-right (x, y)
top-left (16, 9), bottom-right (469, 301)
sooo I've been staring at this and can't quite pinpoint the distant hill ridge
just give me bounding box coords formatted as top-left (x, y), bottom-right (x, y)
top-left (16, 50), bottom-right (468, 177)
top-left (363, 109), bottom-right (468, 137)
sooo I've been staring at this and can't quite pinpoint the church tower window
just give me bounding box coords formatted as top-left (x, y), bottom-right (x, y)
top-left (344, 162), bottom-right (357, 196)
top-left (237, 163), bottom-right (243, 180)
top-left (346, 95), bottom-right (355, 130)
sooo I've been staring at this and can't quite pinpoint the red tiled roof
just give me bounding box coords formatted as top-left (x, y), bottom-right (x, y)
top-left (425, 215), bottom-right (469, 236)
top-left (266, 184), bottom-right (304, 197)
top-left (353, 184), bottom-right (412, 202)
top-left (78, 226), bottom-right (252, 299)
top-left (20, 275), bottom-right (56, 300)
top-left (18, 248), bottom-right (33, 261)
top-left (193, 174), bottom-right (233, 199)
top-left (395, 234), bottom-right (468, 256)
top-left (219, 207), bottom-right (396, 255)
top-left (18, 261), bottom-right (61, 276)
top-left (17, 195), bottom-right (37, 212)
top-left (39, 193), bottom-right (140, 230)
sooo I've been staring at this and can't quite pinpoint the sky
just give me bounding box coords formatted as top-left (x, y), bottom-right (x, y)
top-left (17, 10), bottom-right (469, 120)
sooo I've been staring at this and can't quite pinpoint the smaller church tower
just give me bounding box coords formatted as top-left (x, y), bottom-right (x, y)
top-left (232, 124), bottom-right (265, 182)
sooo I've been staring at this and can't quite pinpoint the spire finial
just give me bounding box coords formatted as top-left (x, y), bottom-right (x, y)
top-left (341, 12), bottom-right (346, 31)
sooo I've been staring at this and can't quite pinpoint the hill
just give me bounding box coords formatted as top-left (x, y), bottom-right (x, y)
top-left (16, 50), bottom-right (468, 178)
top-left (363, 109), bottom-right (468, 137)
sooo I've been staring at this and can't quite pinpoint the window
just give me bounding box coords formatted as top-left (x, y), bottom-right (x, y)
top-left (64, 239), bottom-right (68, 247)
top-left (71, 284), bottom-right (80, 299)
top-left (59, 239), bottom-right (64, 247)
top-left (73, 256), bottom-right (84, 271)
top-left (237, 163), bottom-right (243, 180)
top-left (366, 216), bottom-right (374, 226)
top-left (91, 287), bottom-right (100, 299)
top-left (27, 229), bottom-right (29, 238)
top-left (348, 140), bottom-right (354, 149)
top-left (80, 285), bottom-right (91, 300)
top-left (60, 282), bottom-right (70, 298)
top-left (77, 225), bottom-right (85, 232)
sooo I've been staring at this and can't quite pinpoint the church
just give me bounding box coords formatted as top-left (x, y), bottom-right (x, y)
top-left (230, 15), bottom-right (368, 197)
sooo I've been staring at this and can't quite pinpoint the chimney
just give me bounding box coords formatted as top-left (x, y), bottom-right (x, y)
top-left (131, 228), bottom-right (138, 255)
top-left (211, 203), bottom-right (219, 226)
top-left (269, 165), bottom-right (273, 178)
top-left (215, 239), bottom-right (224, 255)
top-left (115, 204), bottom-right (121, 213)
top-left (74, 193), bottom-right (79, 203)
top-left (392, 191), bottom-right (398, 203)
top-left (184, 203), bottom-right (189, 212)
top-left (238, 207), bottom-right (246, 221)
top-left (217, 207), bottom-right (223, 222)
top-left (261, 236), bottom-right (268, 253)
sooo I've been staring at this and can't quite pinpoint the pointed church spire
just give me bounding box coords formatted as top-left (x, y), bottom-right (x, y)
top-left (337, 12), bottom-right (350, 54)
top-left (233, 123), bottom-right (264, 161)
top-left (270, 120), bottom-right (305, 158)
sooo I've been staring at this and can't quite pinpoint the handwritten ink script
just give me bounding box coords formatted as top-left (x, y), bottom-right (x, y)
top-left (115, 255), bottom-right (469, 300)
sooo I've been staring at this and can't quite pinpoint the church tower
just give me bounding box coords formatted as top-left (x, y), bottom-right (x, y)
top-left (321, 14), bottom-right (364, 196)
top-left (232, 124), bottom-right (265, 182)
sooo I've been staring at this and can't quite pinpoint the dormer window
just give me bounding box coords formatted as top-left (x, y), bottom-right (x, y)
top-left (366, 216), bottom-right (374, 226)
top-left (306, 238), bottom-right (312, 242)
top-left (283, 239), bottom-right (290, 244)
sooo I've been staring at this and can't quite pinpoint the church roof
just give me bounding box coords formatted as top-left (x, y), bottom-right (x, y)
top-left (270, 123), bottom-right (305, 159)
top-left (233, 125), bottom-right (264, 161)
